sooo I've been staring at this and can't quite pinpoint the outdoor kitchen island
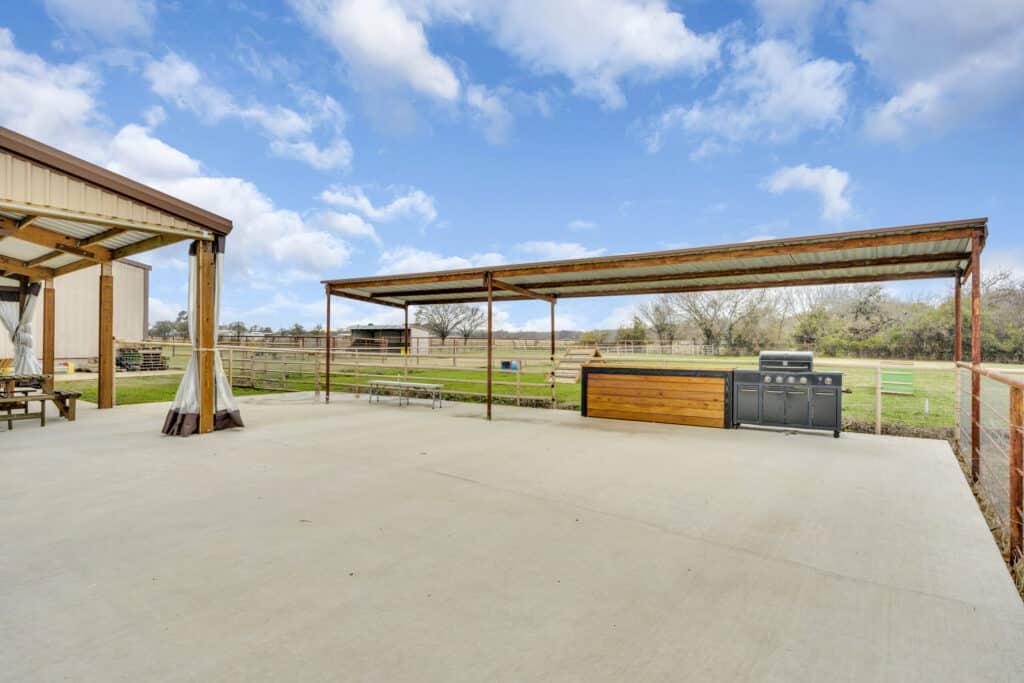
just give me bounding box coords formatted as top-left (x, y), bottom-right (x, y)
top-left (580, 364), bottom-right (734, 428)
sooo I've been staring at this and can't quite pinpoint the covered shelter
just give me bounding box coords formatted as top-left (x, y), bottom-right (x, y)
top-left (0, 127), bottom-right (239, 435)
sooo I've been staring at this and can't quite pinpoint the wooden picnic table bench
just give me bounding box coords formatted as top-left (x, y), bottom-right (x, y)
top-left (367, 380), bottom-right (443, 409)
top-left (0, 373), bottom-right (81, 430)
top-left (1, 393), bottom-right (51, 429)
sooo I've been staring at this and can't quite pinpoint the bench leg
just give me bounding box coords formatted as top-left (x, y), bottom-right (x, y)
top-left (40, 400), bottom-right (46, 428)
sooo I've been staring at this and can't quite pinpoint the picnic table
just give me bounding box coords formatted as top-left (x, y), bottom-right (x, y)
top-left (367, 380), bottom-right (444, 409)
top-left (1, 374), bottom-right (81, 430)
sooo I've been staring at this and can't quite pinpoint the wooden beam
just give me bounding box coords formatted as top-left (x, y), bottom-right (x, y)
top-left (331, 289), bottom-right (407, 309)
top-left (197, 241), bottom-right (216, 434)
top-left (491, 278), bottom-right (556, 303)
top-left (0, 200), bottom-right (213, 241)
top-left (16, 215), bottom-right (39, 230)
top-left (97, 262), bottom-right (114, 409)
top-left (24, 250), bottom-right (62, 267)
top-left (0, 220), bottom-right (112, 260)
top-left (0, 254), bottom-right (55, 280)
top-left (109, 233), bottom-right (185, 261)
top-left (971, 233), bottom-right (982, 482)
top-left (42, 279), bottom-right (55, 376)
top-left (79, 227), bottom-right (125, 247)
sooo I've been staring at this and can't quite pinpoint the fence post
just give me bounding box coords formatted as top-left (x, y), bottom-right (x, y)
top-left (313, 352), bottom-right (321, 402)
top-left (516, 362), bottom-right (521, 406)
top-left (227, 348), bottom-right (233, 386)
top-left (875, 363), bottom-right (882, 435)
top-left (1010, 386), bottom-right (1023, 564)
top-left (355, 352), bottom-right (360, 398)
top-left (954, 365), bottom-right (961, 455)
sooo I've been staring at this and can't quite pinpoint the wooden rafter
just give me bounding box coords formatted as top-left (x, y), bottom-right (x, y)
top-left (0, 254), bottom-right (55, 280)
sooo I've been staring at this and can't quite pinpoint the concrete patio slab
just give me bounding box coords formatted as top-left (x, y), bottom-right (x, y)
top-left (2, 394), bottom-right (1022, 682)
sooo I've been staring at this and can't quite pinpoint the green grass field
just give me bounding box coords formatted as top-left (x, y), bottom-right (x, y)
top-left (64, 353), bottom-right (963, 431)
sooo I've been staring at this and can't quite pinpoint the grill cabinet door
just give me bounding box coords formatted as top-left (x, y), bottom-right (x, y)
top-left (735, 384), bottom-right (760, 423)
top-left (763, 389), bottom-right (786, 424)
top-left (811, 389), bottom-right (838, 428)
top-left (784, 388), bottom-right (810, 426)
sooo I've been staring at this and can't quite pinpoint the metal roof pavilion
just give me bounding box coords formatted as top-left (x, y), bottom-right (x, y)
top-left (322, 218), bottom-right (988, 422)
top-left (323, 218), bottom-right (986, 306)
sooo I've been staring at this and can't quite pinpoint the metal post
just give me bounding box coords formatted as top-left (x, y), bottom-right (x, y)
top-left (550, 298), bottom-right (556, 409)
top-left (971, 234), bottom-right (982, 482)
top-left (486, 273), bottom-right (493, 420)
top-left (325, 286), bottom-right (331, 404)
top-left (404, 305), bottom-right (409, 380)
top-left (1009, 386), bottom-right (1023, 563)
top-left (954, 273), bottom-right (962, 453)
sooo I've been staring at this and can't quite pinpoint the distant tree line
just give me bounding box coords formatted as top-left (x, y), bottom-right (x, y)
top-left (582, 271), bottom-right (1024, 362)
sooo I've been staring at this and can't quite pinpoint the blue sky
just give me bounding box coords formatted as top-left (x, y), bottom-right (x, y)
top-left (2, 1), bottom-right (1022, 331)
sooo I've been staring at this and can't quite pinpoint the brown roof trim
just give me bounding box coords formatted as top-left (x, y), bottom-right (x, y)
top-left (324, 218), bottom-right (987, 287)
top-left (0, 127), bottom-right (233, 235)
top-left (118, 258), bottom-right (153, 272)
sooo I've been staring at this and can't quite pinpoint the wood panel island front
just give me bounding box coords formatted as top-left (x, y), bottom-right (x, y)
top-left (581, 364), bottom-right (733, 429)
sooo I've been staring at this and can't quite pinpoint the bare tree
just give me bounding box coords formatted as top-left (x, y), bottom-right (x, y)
top-left (637, 297), bottom-right (679, 349)
top-left (669, 290), bottom-right (774, 352)
top-left (454, 305), bottom-right (486, 344)
top-left (414, 304), bottom-right (465, 345)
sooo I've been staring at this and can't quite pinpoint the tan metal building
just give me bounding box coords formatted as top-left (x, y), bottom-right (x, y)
top-left (0, 259), bottom-right (149, 363)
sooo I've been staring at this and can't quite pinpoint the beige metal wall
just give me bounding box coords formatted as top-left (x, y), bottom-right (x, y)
top-left (0, 261), bottom-right (148, 362)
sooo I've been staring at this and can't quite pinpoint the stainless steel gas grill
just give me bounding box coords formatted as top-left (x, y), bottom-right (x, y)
top-left (733, 351), bottom-right (843, 437)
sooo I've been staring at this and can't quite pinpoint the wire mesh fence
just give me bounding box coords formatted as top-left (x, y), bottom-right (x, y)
top-left (956, 365), bottom-right (1023, 567)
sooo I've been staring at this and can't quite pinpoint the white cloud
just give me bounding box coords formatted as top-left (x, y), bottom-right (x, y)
top-left (516, 241), bottom-right (606, 260)
top-left (43, 0), bottom-right (156, 40)
top-left (143, 53), bottom-right (352, 170)
top-left (754, 0), bottom-right (827, 42)
top-left (435, 0), bottom-right (721, 108)
top-left (645, 39), bottom-right (852, 154)
top-left (106, 124), bottom-right (202, 181)
top-left (377, 246), bottom-right (505, 273)
top-left (290, 0), bottom-right (718, 109)
top-left (318, 211), bottom-right (381, 245)
top-left (289, 0), bottom-right (460, 101)
top-left (849, 0), bottom-right (1024, 140)
top-left (568, 219), bottom-right (596, 232)
top-left (762, 164), bottom-right (852, 220)
top-left (149, 296), bottom-right (182, 322)
top-left (142, 104), bottom-right (166, 128)
top-left (320, 185), bottom-right (437, 223)
top-left (0, 28), bottom-right (104, 159)
top-left (466, 83), bottom-right (514, 144)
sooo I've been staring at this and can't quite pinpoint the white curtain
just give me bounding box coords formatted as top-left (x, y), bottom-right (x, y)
top-left (162, 238), bottom-right (243, 436)
top-left (0, 283), bottom-right (43, 375)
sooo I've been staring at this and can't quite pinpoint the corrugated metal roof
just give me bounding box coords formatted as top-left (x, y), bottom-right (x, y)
top-left (325, 218), bottom-right (986, 306)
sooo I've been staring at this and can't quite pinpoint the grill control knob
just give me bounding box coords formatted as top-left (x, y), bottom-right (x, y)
top-left (776, 375), bottom-right (783, 383)
top-left (799, 377), bottom-right (808, 384)
top-left (764, 376), bottom-right (772, 383)
top-left (824, 377), bottom-right (832, 385)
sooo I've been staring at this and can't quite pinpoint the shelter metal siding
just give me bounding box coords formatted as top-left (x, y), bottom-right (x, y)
top-left (0, 149), bottom-right (205, 237)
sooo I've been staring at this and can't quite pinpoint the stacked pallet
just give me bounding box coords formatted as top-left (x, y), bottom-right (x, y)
top-left (116, 347), bottom-right (169, 371)
top-left (552, 347), bottom-right (603, 384)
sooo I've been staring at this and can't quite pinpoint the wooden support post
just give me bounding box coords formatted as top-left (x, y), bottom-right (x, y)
top-left (486, 273), bottom-right (493, 420)
top-left (1009, 386), bottom-right (1023, 564)
top-left (196, 241), bottom-right (216, 434)
top-left (42, 278), bottom-right (55, 377)
top-left (98, 262), bottom-right (114, 409)
top-left (325, 286), bottom-right (331, 404)
top-left (971, 234), bottom-right (982, 482)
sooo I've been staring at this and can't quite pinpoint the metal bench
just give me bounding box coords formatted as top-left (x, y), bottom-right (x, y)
top-left (367, 380), bottom-right (443, 409)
